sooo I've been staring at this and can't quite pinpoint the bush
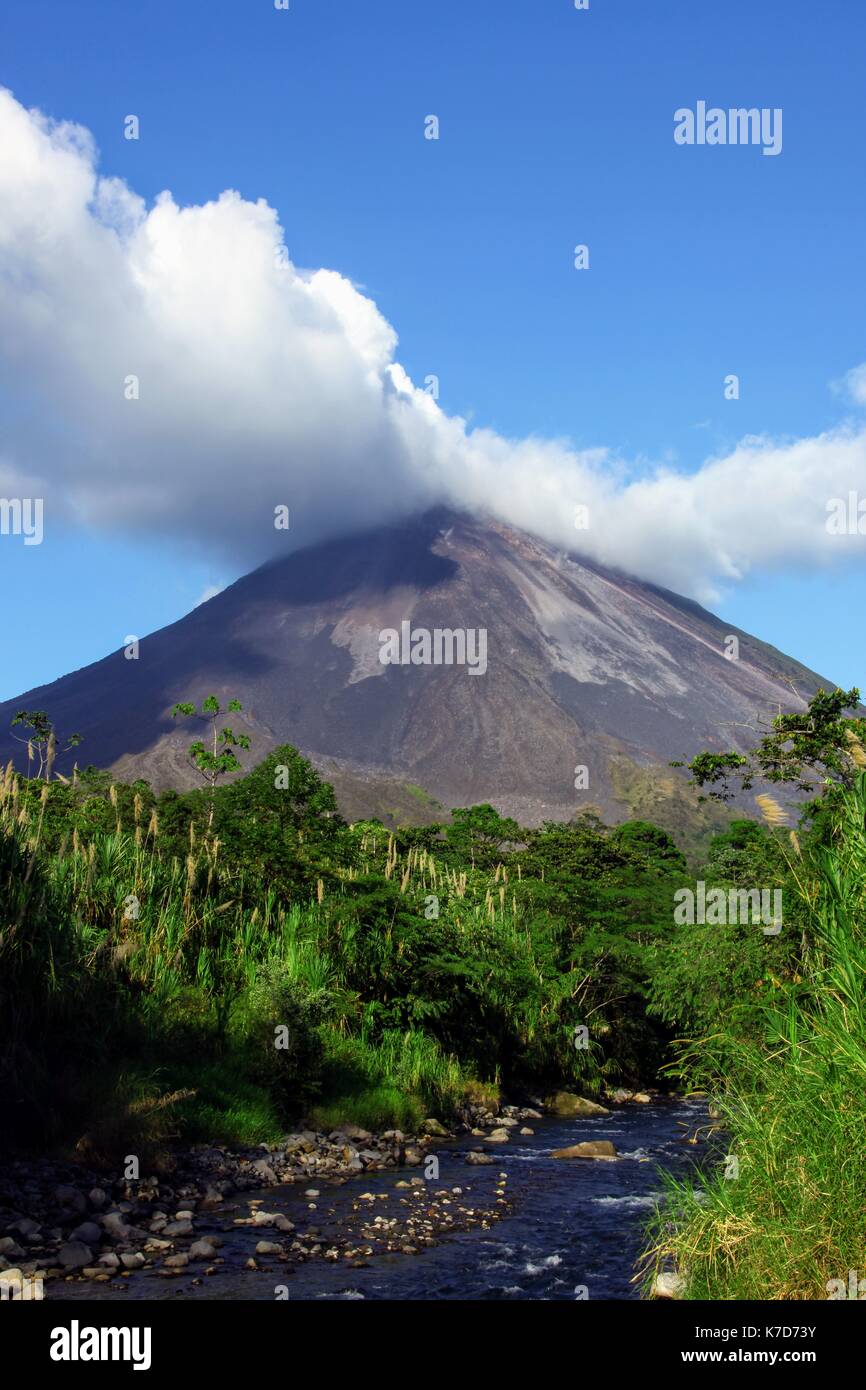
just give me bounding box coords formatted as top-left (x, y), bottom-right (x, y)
top-left (231, 964), bottom-right (325, 1119)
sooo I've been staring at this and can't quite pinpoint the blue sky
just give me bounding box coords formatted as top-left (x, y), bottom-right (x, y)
top-left (1, 0), bottom-right (865, 700)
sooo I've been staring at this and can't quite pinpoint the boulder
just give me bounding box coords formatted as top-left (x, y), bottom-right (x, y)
top-left (421, 1119), bottom-right (448, 1137)
top-left (551, 1140), bottom-right (618, 1160)
top-left (544, 1091), bottom-right (609, 1118)
top-left (189, 1239), bottom-right (218, 1261)
top-left (11, 1218), bottom-right (40, 1237)
top-left (485, 1128), bottom-right (511, 1143)
top-left (70, 1221), bottom-right (102, 1246)
top-left (465, 1151), bottom-right (494, 1165)
top-left (101, 1212), bottom-right (132, 1241)
top-left (251, 1159), bottom-right (278, 1184)
top-left (163, 1219), bottom-right (194, 1237)
top-left (58, 1240), bottom-right (93, 1269)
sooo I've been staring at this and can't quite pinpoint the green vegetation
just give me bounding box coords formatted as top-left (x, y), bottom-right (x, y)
top-left (645, 686), bottom-right (866, 1300)
top-left (1, 707), bottom-right (695, 1162)
top-left (6, 682), bottom-right (866, 1305)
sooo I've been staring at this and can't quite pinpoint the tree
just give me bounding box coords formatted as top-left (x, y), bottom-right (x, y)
top-left (215, 745), bottom-right (344, 894)
top-left (676, 687), bottom-right (866, 809)
top-left (171, 695), bottom-right (251, 831)
top-left (10, 709), bottom-right (82, 781)
top-left (444, 804), bottom-right (523, 868)
top-left (609, 820), bottom-right (687, 875)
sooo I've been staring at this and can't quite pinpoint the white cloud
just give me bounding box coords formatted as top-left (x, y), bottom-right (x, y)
top-left (836, 362), bottom-right (866, 407)
top-left (0, 87), bottom-right (864, 606)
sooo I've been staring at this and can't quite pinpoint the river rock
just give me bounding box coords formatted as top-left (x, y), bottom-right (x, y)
top-left (632, 1092), bottom-right (652, 1103)
top-left (70, 1221), bottom-right (102, 1246)
top-left (255, 1240), bottom-right (284, 1256)
top-left (544, 1091), bottom-right (610, 1118)
top-left (11, 1218), bottom-right (40, 1237)
top-left (551, 1140), bottom-right (618, 1160)
top-left (58, 1240), bottom-right (93, 1269)
top-left (189, 1239), bottom-right (218, 1260)
top-left (652, 1271), bottom-right (685, 1299)
top-left (163, 1219), bottom-right (194, 1237)
top-left (421, 1118), bottom-right (448, 1137)
top-left (101, 1212), bottom-right (131, 1241)
top-left (251, 1159), bottom-right (278, 1184)
top-left (465, 1151), bottom-right (494, 1165)
top-left (284, 1134), bottom-right (317, 1155)
top-left (485, 1128), bottom-right (511, 1143)
top-left (199, 1186), bottom-right (225, 1210)
top-left (251, 1209), bottom-right (282, 1226)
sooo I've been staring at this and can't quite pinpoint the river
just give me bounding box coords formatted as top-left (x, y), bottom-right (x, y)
top-left (57, 1097), bottom-right (707, 1302)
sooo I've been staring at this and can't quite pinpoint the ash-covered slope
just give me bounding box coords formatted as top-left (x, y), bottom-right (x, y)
top-left (0, 509), bottom-right (832, 826)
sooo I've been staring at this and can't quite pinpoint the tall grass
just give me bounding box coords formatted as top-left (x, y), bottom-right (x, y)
top-left (643, 772), bottom-right (866, 1299)
top-left (0, 771), bottom-right (509, 1153)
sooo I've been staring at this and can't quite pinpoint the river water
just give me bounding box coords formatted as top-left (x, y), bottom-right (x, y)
top-left (59, 1098), bottom-right (708, 1302)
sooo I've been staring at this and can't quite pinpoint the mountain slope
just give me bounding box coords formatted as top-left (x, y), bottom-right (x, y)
top-left (0, 509), bottom-right (833, 828)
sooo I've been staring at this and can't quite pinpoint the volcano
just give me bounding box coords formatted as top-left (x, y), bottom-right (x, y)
top-left (0, 509), bottom-right (833, 832)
